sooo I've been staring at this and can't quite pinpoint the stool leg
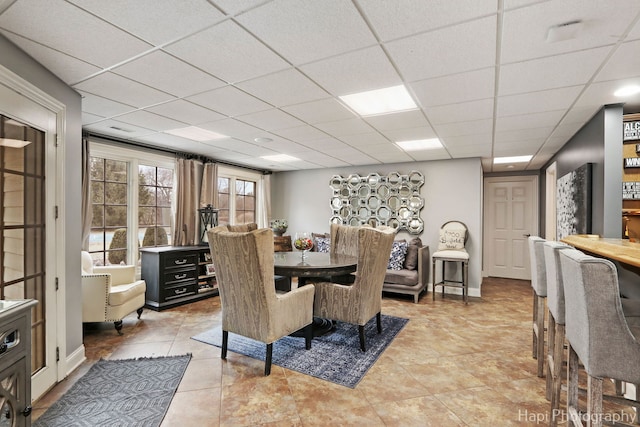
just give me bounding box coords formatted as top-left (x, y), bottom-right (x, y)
top-left (535, 295), bottom-right (545, 377)
top-left (587, 375), bottom-right (603, 427)
top-left (532, 291), bottom-right (539, 359)
top-left (432, 258), bottom-right (436, 301)
top-left (546, 313), bottom-right (555, 401)
top-left (567, 344), bottom-right (580, 427)
top-left (442, 261), bottom-right (446, 297)
top-left (463, 259), bottom-right (469, 304)
top-left (549, 322), bottom-right (565, 427)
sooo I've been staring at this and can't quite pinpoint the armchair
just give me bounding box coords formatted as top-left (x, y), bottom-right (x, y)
top-left (81, 251), bottom-right (146, 334)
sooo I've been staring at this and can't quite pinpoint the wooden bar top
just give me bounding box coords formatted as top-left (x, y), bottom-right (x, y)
top-left (560, 234), bottom-right (640, 268)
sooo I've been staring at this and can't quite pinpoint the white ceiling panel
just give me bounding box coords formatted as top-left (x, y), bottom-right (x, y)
top-left (74, 72), bottom-right (175, 107)
top-left (83, 119), bottom-right (155, 138)
top-left (237, 0), bottom-right (376, 65)
top-left (499, 47), bottom-right (611, 96)
top-left (574, 79), bottom-right (640, 111)
top-left (434, 119), bottom-right (493, 137)
top-left (272, 125), bottom-right (329, 142)
top-left (137, 133), bottom-right (217, 153)
top-left (110, 110), bottom-right (186, 131)
top-left (0, 0), bottom-right (152, 67)
top-left (145, 100), bottom-right (226, 125)
top-left (236, 109), bottom-right (304, 131)
top-left (442, 133), bottom-right (493, 148)
top-left (410, 67), bottom-right (495, 108)
top-left (112, 51), bottom-right (225, 98)
top-left (385, 16), bottom-right (497, 82)
top-left (364, 110), bottom-right (430, 131)
top-left (199, 118), bottom-right (266, 141)
top-left (82, 112), bottom-right (105, 125)
top-left (314, 118), bottom-right (375, 137)
top-left (595, 39), bottom-right (640, 82)
top-left (424, 99), bottom-right (495, 125)
top-left (211, 0), bottom-right (270, 16)
top-left (80, 92), bottom-right (137, 117)
top-left (186, 85), bottom-right (271, 117)
top-left (297, 137), bottom-right (351, 151)
top-left (164, 20), bottom-right (290, 83)
top-left (495, 127), bottom-right (554, 143)
top-left (282, 98), bottom-right (354, 124)
top-left (494, 110), bottom-right (565, 133)
top-left (406, 148), bottom-right (451, 162)
top-left (446, 143), bottom-right (492, 158)
top-left (68, 0), bottom-right (224, 46)
top-left (359, 0), bottom-right (498, 42)
top-left (496, 86), bottom-right (582, 117)
top-left (340, 132), bottom-right (390, 147)
top-left (380, 126), bottom-right (437, 143)
top-left (300, 46), bottom-right (401, 96)
top-left (236, 68), bottom-right (329, 107)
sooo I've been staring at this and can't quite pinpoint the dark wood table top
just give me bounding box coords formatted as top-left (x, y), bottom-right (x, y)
top-left (274, 252), bottom-right (357, 278)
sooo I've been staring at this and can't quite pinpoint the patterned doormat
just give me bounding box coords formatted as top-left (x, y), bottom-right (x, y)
top-left (34, 354), bottom-right (191, 427)
top-left (192, 314), bottom-right (408, 388)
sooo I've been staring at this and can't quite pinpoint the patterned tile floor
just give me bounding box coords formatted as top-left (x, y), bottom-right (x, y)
top-left (32, 277), bottom-right (636, 426)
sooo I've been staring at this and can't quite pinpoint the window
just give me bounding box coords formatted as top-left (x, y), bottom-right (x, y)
top-left (88, 141), bottom-right (174, 267)
top-left (217, 167), bottom-right (259, 226)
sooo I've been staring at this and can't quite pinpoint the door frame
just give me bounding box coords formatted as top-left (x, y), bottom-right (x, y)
top-left (0, 65), bottom-right (67, 399)
top-left (483, 175), bottom-right (539, 279)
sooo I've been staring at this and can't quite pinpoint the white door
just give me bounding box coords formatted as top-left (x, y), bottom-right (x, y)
top-left (0, 78), bottom-right (60, 399)
top-left (484, 176), bottom-right (538, 280)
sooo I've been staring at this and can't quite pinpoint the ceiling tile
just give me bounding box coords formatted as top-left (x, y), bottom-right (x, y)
top-left (314, 118), bottom-right (375, 137)
top-left (340, 132), bottom-right (390, 147)
top-left (198, 118), bottom-right (265, 140)
top-left (282, 98), bottom-right (354, 124)
top-left (406, 149), bottom-right (451, 162)
top-left (145, 100), bottom-right (226, 125)
top-left (80, 92), bottom-right (137, 117)
top-left (165, 20), bottom-right (290, 83)
top-left (434, 119), bottom-right (493, 137)
top-left (74, 72), bottom-right (175, 107)
top-left (494, 110), bottom-right (565, 132)
top-left (364, 110), bottom-right (430, 131)
top-left (186, 85), bottom-right (271, 117)
top-left (424, 99), bottom-right (495, 124)
top-left (83, 119), bottom-right (155, 138)
top-left (68, 0), bottom-right (224, 46)
top-left (137, 133), bottom-right (216, 153)
top-left (380, 126), bottom-right (437, 142)
top-left (236, 0), bottom-right (377, 65)
top-left (272, 125), bottom-right (329, 142)
top-left (112, 51), bottom-right (225, 98)
top-left (497, 86), bottom-right (582, 117)
top-left (359, 0), bottom-right (498, 42)
top-left (574, 78), bottom-right (640, 110)
top-left (595, 39), bottom-right (640, 82)
top-left (297, 137), bottom-right (351, 151)
top-left (236, 108), bottom-right (305, 131)
top-left (446, 142), bottom-right (492, 158)
top-left (410, 67), bottom-right (495, 107)
top-left (110, 110), bottom-right (187, 131)
top-left (495, 127), bottom-right (554, 143)
top-left (442, 133), bottom-right (492, 148)
top-left (236, 68), bottom-right (328, 107)
top-left (300, 46), bottom-right (401, 96)
top-left (499, 46), bottom-right (611, 95)
top-left (294, 151), bottom-right (350, 168)
top-left (385, 15), bottom-right (497, 81)
top-left (501, 0), bottom-right (640, 64)
top-left (0, 0), bottom-right (152, 67)
top-left (211, 0), bottom-right (269, 16)
top-left (82, 112), bottom-right (105, 125)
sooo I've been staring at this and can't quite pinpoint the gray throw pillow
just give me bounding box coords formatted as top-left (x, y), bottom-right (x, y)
top-left (404, 237), bottom-right (422, 270)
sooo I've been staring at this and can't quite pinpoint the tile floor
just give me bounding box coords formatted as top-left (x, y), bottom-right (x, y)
top-left (32, 277), bottom-right (636, 426)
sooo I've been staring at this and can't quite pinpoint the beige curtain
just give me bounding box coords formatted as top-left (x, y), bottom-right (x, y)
top-left (256, 174), bottom-right (271, 228)
top-left (81, 136), bottom-right (92, 251)
top-left (174, 158), bottom-right (203, 246)
top-left (200, 162), bottom-right (218, 208)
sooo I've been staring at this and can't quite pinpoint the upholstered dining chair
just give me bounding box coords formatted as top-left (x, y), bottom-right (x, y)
top-left (432, 220), bottom-right (469, 303)
top-left (207, 226), bottom-right (315, 375)
top-left (226, 222), bottom-right (258, 232)
top-left (559, 248), bottom-right (640, 427)
top-left (313, 226), bottom-right (395, 352)
top-left (527, 236), bottom-right (547, 379)
top-left (80, 251), bottom-right (146, 334)
top-left (329, 223), bottom-right (361, 257)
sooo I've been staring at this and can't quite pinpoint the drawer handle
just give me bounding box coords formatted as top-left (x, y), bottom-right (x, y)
top-left (174, 273), bottom-right (187, 280)
top-left (174, 288), bottom-right (187, 295)
top-left (174, 259), bottom-right (187, 265)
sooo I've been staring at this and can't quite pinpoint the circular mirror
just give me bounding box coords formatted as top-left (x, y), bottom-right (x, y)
top-left (348, 174), bottom-right (361, 188)
top-left (368, 196), bottom-right (380, 209)
top-left (408, 171), bottom-right (424, 187)
top-left (331, 197), bottom-right (342, 209)
top-left (377, 185), bottom-right (389, 199)
top-left (358, 186), bottom-right (370, 198)
top-left (367, 173), bottom-right (381, 186)
top-left (408, 196), bottom-right (423, 210)
top-left (340, 187), bottom-right (350, 197)
top-left (387, 172), bottom-right (401, 185)
top-left (330, 175), bottom-right (343, 190)
top-left (349, 217), bottom-right (360, 226)
top-left (388, 196), bottom-right (400, 210)
top-left (377, 206), bottom-right (391, 219)
top-left (398, 207), bottom-right (411, 219)
top-left (350, 196), bottom-right (359, 207)
top-left (399, 185), bottom-right (411, 197)
top-left (358, 206), bottom-right (370, 220)
top-left (408, 218), bottom-right (424, 234)
top-left (388, 218), bottom-right (400, 229)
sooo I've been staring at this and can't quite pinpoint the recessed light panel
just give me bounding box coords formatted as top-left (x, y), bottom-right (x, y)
top-left (494, 155), bottom-right (532, 164)
top-left (261, 154), bottom-right (300, 162)
top-left (164, 126), bottom-right (227, 141)
top-left (339, 85), bottom-right (418, 117)
top-left (614, 85), bottom-right (640, 97)
top-left (395, 138), bottom-right (442, 151)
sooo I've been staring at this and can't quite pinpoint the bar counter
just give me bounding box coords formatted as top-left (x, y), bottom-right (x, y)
top-left (560, 234), bottom-right (640, 268)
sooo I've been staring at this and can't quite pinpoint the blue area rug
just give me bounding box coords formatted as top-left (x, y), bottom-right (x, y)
top-left (34, 355), bottom-right (191, 427)
top-left (191, 314), bottom-right (408, 388)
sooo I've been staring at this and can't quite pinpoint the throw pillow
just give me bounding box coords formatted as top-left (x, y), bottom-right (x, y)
top-left (404, 237), bottom-right (422, 270)
top-left (311, 232), bottom-right (329, 251)
top-left (315, 237), bottom-right (331, 253)
top-left (387, 240), bottom-right (408, 270)
top-left (438, 227), bottom-right (466, 251)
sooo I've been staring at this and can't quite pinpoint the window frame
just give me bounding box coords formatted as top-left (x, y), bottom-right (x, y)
top-left (217, 165), bottom-right (261, 226)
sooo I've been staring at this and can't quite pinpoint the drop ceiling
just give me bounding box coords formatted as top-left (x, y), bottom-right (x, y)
top-left (1, 0), bottom-right (639, 172)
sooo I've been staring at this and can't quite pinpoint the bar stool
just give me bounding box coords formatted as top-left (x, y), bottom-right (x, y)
top-left (559, 248), bottom-right (640, 427)
top-left (543, 240), bottom-right (571, 426)
top-left (528, 236), bottom-right (547, 378)
top-left (432, 221), bottom-right (469, 304)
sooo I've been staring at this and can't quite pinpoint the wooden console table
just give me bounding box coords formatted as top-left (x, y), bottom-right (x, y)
top-left (560, 234), bottom-right (640, 268)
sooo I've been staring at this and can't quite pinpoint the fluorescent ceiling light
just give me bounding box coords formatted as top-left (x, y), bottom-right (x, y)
top-left (339, 85), bottom-right (418, 117)
top-left (614, 85), bottom-right (640, 97)
top-left (164, 126), bottom-right (227, 141)
top-left (261, 154), bottom-right (300, 162)
top-left (494, 155), bottom-right (532, 164)
top-left (0, 138), bottom-right (31, 148)
top-left (395, 138), bottom-right (442, 151)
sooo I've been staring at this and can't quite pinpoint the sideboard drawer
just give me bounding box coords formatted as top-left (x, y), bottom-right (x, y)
top-left (163, 268), bottom-right (197, 285)
top-left (163, 283), bottom-right (197, 301)
top-left (164, 253), bottom-right (197, 270)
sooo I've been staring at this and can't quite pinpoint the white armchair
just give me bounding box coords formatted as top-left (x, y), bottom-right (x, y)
top-left (81, 251), bottom-right (146, 334)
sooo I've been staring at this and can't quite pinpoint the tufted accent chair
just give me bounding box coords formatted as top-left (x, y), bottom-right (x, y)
top-left (207, 226), bottom-right (315, 375)
top-left (80, 251), bottom-right (146, 334)
top-left (313, 226), bottom-right (396, 352)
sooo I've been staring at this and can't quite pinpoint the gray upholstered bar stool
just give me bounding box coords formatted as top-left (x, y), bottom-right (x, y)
top-left (543, 240), bottom-right (571, 426)
top-left (432, 221), bottom-right (469, 304)
top-left (528, 236), bottom-right (547, 378)
top-left (559, 248), bottom-right (640, 427)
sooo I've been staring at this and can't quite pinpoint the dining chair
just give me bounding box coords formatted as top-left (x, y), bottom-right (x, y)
top-left (313, 226), bottom-right (396, 351)
top-left (207, 226), bottom-right (315, 375)
top-left (329, 223), bottom-right (361, 257)
top-left (528, 236), bottom-right (547, 378)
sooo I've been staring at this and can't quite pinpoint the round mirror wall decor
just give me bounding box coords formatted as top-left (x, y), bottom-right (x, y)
top-left (328, 171), bottom-right (424, 234)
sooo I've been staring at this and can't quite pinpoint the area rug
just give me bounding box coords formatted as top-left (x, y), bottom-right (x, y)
top-left (191, 314), bottom-right (408, 388)
top-left (34, 354), bottom-right (191, 427)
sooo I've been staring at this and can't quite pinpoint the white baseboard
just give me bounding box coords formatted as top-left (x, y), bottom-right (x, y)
top-left (65, 344), bottom-right (86, 377)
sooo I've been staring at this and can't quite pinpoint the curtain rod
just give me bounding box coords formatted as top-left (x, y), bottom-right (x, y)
top-left (84, 131), bottom-right (272, 175)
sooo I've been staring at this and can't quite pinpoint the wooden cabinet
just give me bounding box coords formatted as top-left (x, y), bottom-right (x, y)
top-left (141, 246), bottom-right (217, 311)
